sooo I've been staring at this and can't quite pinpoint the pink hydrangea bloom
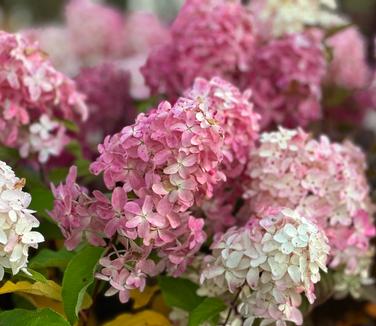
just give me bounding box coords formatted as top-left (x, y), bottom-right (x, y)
top-left (122, 12), bottom-right (170, 56)
top-left (326, 27), bottom-right (371, 90)
top-left (201, 181), bottom-right (244, 234)
top-left (0, 31), bottom-right (87, 162)
top-left (52, 77), bottom-right (267, 303)
top-left (142, 0), bottom-right (255, 98)
top-left (245, 127), bottom-right (375, 294)
top-left (182, 77), bottom-right (259, 234)
top-left (185, 77), bottom-right (260, 178)
top-left (65, 0), bottom-right (125, 65)
top-left (49, 166), bottom-right (106, 250)
top-left (323, 27), bottom-right (375, 125)
top-left (200, 208), bottom-right (329, 326)
top-left (246, 31), bottom-right (326, 128)
top-left (74, 63), bottom-right (136, 150)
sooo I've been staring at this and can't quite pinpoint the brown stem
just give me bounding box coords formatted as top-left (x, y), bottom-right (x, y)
top-left (222, 286), bottom-right (243, 325)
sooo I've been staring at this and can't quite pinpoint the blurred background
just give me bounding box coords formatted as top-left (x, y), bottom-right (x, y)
top-left (0, 0), bottom-right (374, 30)
top-left (0, 0), bottom-right (376, 59)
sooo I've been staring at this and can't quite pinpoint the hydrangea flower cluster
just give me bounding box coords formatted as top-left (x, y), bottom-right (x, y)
top-left (246, 31), bottom-right (326, 128)
top-left (74, 63), bottom-right (136, 151)
top-left (65, 0), bottom-right (125, 66)
top-left (249, 0), bottom-right (345, 38)
top-left (142, 0), bottom-right (255, 98)
top-left (326, 27), bottom-right (371, 90)
top-left (50, 76), bottom-right (262, 303)
top-left (122, 12), bottom-right (171, 57)
top-left (200, 208), bottom-right (329, 326)
top-left (0, 31), bottom-right (87, 162)
top-left (324, 27), bottom-right (376, 125)
top-left (245, 127), bottom-right (375, 296)
top-left (142, 0), bottom-right (328, 129)
top-left (182, 77), bottom-right (259, 234)
top-left (184, 77), bottom-right (260, 179)
top-left (0, 161), bottom-right (44, 280)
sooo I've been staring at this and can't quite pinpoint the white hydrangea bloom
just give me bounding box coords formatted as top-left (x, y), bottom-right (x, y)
top-left (0, 161), bottom-right (44, 279)
top-left (245, 127), bottom-right (375, 301)
top-left (251, 0), bottom-right (346, 37)
top-left (200, 208), bottom-right (329, 326)
top-left (20, 114), bottom-right (68, 163)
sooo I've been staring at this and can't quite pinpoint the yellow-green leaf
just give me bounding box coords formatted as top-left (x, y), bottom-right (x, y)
top-left (0, 280), bottom-right (91, 310)
top-left (130, 285), bottom-right (159, 309)
top-left (104, 311), bottom-right (171, 326)
top-left (0, 281), bottom-right (61, 300)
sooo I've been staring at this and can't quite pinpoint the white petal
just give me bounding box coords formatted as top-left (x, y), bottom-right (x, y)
top-left (21, 231), bottom-right (44, 244)
top-left (246, 268), bottom-right (259, 289)
top-left (281, 242), bottom-right (294, 255)
top-left (273, 231), bottom-right (287, 243)
top-left (0, 230), bottom-right (7, 244)
top-left (226, 251), bottom-right (243, 268)
top-left (10, 244), bottom-right (23, 262)
top-left (284, 224), bottom-right (297, 237)
top-left (288, 265), bottom-right (301, 283)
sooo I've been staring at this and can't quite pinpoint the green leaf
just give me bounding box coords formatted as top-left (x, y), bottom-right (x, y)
top-left (48, 167), bottom-right (70, 184)
top-left (0, 308), bottom-right (69, 326)
top-left (20, 269), bottom-right (48, 283)
top-left (62, 246), bottom-right (104, 325)
top-left (75, 158), bottom-right (91, 178)
top-left (66, 140), bottom-right (83, 159)
top-left (30, 249), bottom-right (75, 271)
top-left (0, 147), bottom-right (19, 163)
top-left (158, 276), bottom-right (204, 312)
top-left (135, 97), bottom-right (157, 114)
top-left (37, 220), bottom-right (63, 241)
top-left (62, 120), bottom-right (79, 133)
top-left (66, 140), bottom-right (91, 178)
top-left (28, 185), bottom-right (54, 218)
top-left (188, 298), bottom-right (226, 326)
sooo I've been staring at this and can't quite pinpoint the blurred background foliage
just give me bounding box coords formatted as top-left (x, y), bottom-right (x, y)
top-left (0, 1), bottom-right (374, 34)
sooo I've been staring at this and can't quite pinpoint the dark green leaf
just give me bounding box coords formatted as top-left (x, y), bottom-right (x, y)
top-left (18, 168), bottom-right (54, 220)
top-left (0, 308), bottom-right (69, 326)
top-left (62, 246), bottom-right (104, 325)
top-left (0, 147), bottom-right (19, 163)
top-left (48, 167), bottom-right (70, 184)
top-left (66, 140), bottom-right (91, 178)
top-left (30, 248), bottom-right (74, 271)
top-left (188, 297), bottom-right (226, 326)
top-left (28, 186), bottom-right (54, 218)
top-left (158, 276), bottom-right (204, 312)
top-left (66, 140), bottom-right (83, 159)
top-left (37, 220), bottom-right (63, 241)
